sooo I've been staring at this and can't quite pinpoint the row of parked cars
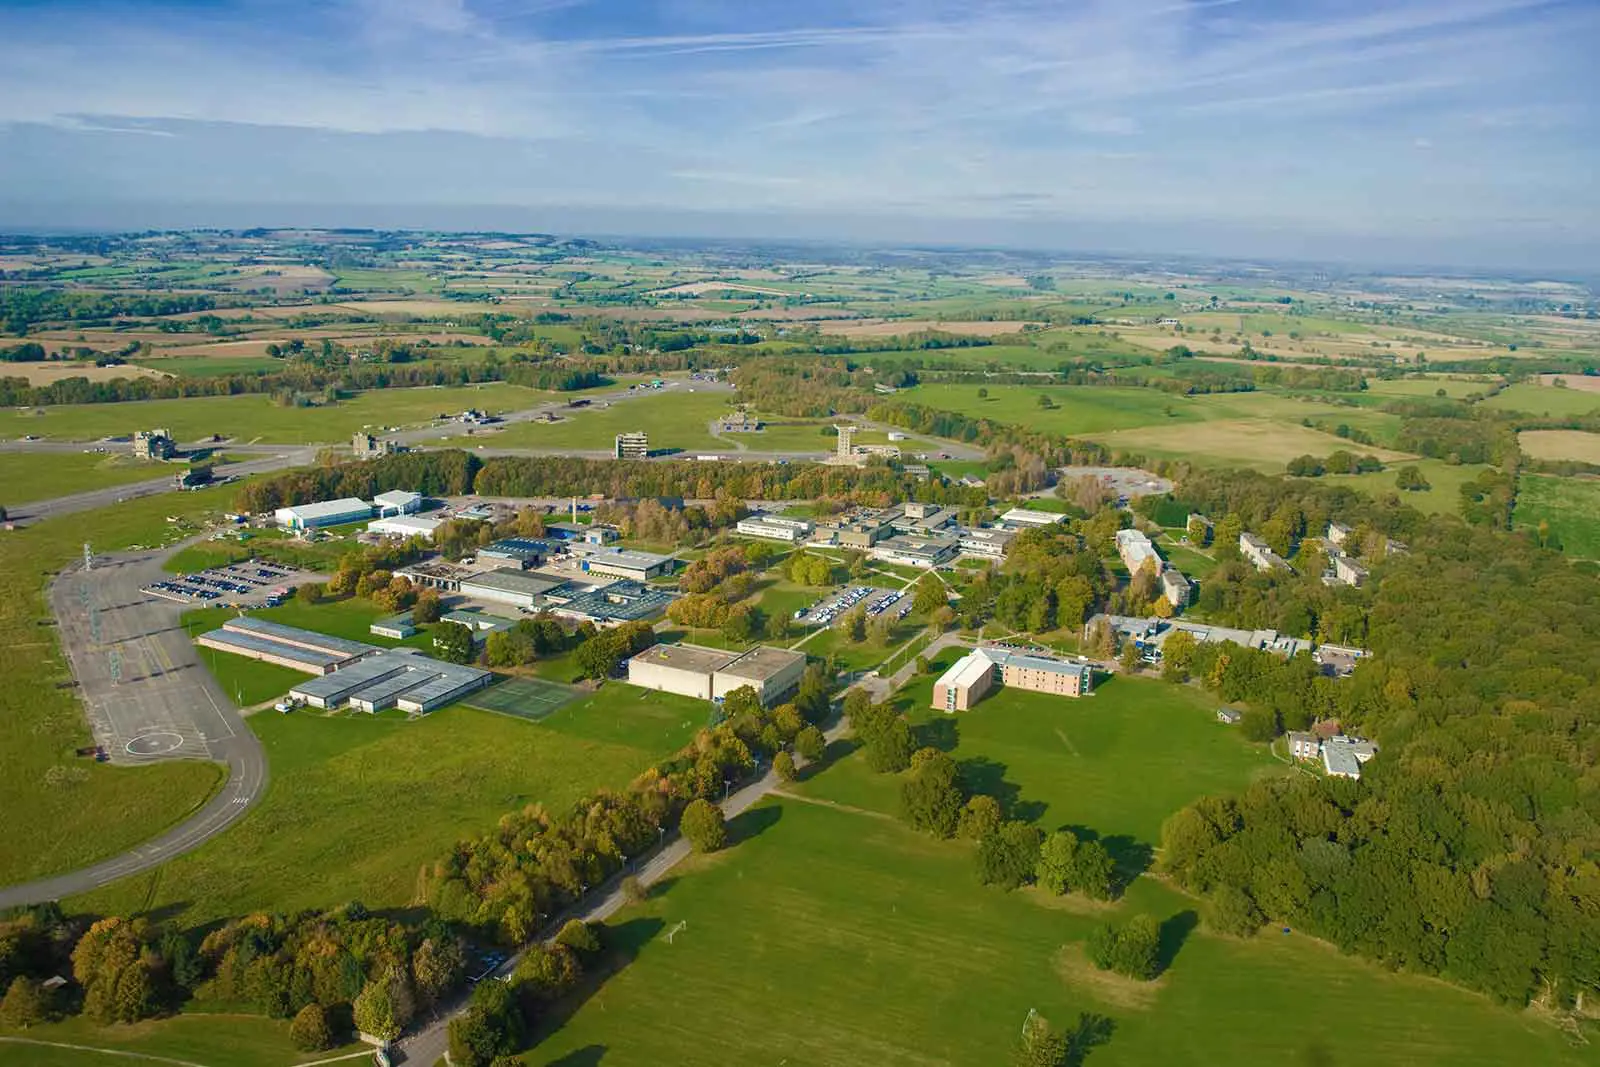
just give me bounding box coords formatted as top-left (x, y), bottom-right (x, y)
top-left (144, 558), bottom-right (294, 604)
top-left (800, 585), bottom-right (892, 627)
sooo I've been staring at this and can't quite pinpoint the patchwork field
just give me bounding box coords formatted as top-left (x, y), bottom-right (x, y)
top-left (1518, 429), bottom-right (1600, 464)
top-left (909, 383), bottom-right (1197, 435)
top-left (69, 686), bottom-right (703, 928)
top-left (1089, 418), bottom-right (1412, 473)
top-left (444, 389), bottom-right (736, 453)
top-left (1515, 474), bottom-right (1600, 560)
top-left (0, 382), bottom-right (548, 443)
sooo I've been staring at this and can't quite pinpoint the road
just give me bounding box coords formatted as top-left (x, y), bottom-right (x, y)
top-left (0, 539), bottom-right (270, 910)
top-left (397, 696), bottom-right (858, 1066)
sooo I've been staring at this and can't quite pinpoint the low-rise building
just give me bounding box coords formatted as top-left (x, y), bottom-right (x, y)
top-left (871, 533), bottom-right (959, 569)
top-left (374, 489), bottom-right (423, 517)
top-left (1216, 707), bottom-right (1242, 725)
top-left (1240, 531), bottom-right (1291, 572)
top-left (736, 515), bottom-right (814, 542)
top-left (479, 538), bottom-right (557, 569)
top-left (1116, 528), bottom-right (1162, 575)
top-left (999, 507), bottom-right (1069, 529)
top-left (886, 502), bottom-right (958, 536)
top-left (626, 643), bottom-right (806, 706)
top-left (614, 431), bottom-right (649, 460)
top-left (198, 616), bottom-right (379, 675)
top-left (931, 646), bottom-right (1094, 712)
top-left (132, 428), bottom-right (176, 460)
top-left (1287, 731), bottom-right (1321, 761)
top-left (395, 559), bottom-right (475, 592)
top-left (1160, 569), bottom-right (1192, 608)
top-left (288, 649), bottom-right (492, 714)
top-left (1327, 521), bottom-right (1353, 546)
top-left (548, 579), bottom-right (675, 626)
top-left (957, 527), bottom-right (1016, 560)
top-left (275, 497), bottom-right (374, 531)
top-left (368, 514), bottom-right (443, 541)
top-left (1087, 614), bottom-right (1313, 659)
top-left (1331, 554), bottom-right (1369, 587)
top-left (370, 614), bottom-right (416, 639)
top-left (576, 547), bottom-right (676, 582)
top-left (352, 432), bottom-right (399, 459)
top-left (459, 568), bottom-right (570, 610)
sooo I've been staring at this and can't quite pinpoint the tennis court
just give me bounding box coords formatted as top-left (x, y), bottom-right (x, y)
top-left (464, 676), bottom-right (581, 722)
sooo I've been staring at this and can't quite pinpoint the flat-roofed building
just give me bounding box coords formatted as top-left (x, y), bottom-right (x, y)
top-left (871, 533), bottom-right (959, 568)
top-left (1240, 531), bottom-right (1292, 573)
top-left (1287, 731), bottom-right (1320, 761)
top-left (288, 650), bottom-right (491, 713)
top-left (441, 609), bottom-right (515, 635)
top-left (198, 616), bottom-right (379, 674)
top-left (549, 580), bottom-right (674, 625)
top-left (712, 646), bottom-right (807, 705)
top-left (479, 538), bottom-right (557, 569)
top-left (1322, 737), bottom-right (1364, 779)
top-left (626, 643), bottom-right (733, 701)
top-left (459, 568), bottom-right (570, 610)
top-left (396, 559), bottom-right (475, 592)
top-left (370, 613), bottom-right (416, 639)
top-left (614, 431), bottom-right (649, 460)
top-left (368, 514), bottom-right (443, 541)
top-left (1327, 521), bottom-right (1353, 546)
top-left (888, 502), bottom-right (957, 536)
top-left (999, 507), bottom-right (1068, 529)
top-left (957, 527), bottom-right (1016, 560)
top-left (933, 650), bottom-right (997, 712)
top-left (374, 489), bottom-right (423, 516)
top-left (275, 497), bottom-right (374, 531)
top-left (578, 548), bottom-right (676, 582)
top-left (736, 515), bottom-right (814, 542)
top-left (132, 428), bottom-right (176, 460)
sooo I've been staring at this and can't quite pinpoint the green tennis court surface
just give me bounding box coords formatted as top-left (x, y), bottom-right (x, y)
top-left (464, 676), bottom-right (581, 721)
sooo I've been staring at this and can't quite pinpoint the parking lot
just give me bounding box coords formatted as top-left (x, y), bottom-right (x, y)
top-left (143, 559), bottom-right (298, 606)
top-left (797, 585), bottom-right (910, 628)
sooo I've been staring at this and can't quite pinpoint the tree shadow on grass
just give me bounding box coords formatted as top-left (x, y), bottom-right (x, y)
top-left (725, 803), bottom-right (783, 847)
top-left (1156, 910), bottom-right (1199, 976)
top-left (959, 756), bottom-right (1046, 822)
top-left (915, 716), bottom-right (960, 753)
top-left (1066, 1011), bottom-right (1116, 1066)
top-left (523, 917), bottom-right (663, 1050)
top-left (1060, 825), bottom-right (1153, 898)
top-left (546, 1046), bottom-right (608, 1066)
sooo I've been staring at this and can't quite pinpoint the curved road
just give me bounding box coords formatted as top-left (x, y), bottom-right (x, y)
top-left (0, 540), bottom-right (270, 909)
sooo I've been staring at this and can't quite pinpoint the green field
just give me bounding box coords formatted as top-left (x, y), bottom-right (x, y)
top-left (162, 528), bottom-right (350, 574)
top-left (1362, 375), bottom-right (1499, 400)
top-left (445, 389), bottom-right (736, 453)
top-left (135, 353), bottom-right (287, 377)
top-left (1315, 459), bottom-right (1492, 517)
top-left (0, 382), bottom-right (548, 443)
top-left (0, 452), bottom-right (171, 505)
top-left (1481, 382), bottom-right (1600, 418)
top-left (1515, 474), bottom-right (1600, 559)
top-left (465, 675), bottom-right (582, 722)
top-left (908, 383), bottom-right (1197, 435)
top-left (0, 1012), bottom-right (352, 1067)
top-left (69, 687), bottom-right (703, 928)
top-left (0, 490), bottom-right (236, 886)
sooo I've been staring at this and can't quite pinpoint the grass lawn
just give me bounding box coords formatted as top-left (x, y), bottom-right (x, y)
top-left (732, 417), bottom-right (839, 453)
top-left (0, 490), bottom-right (236, 885)
top-left (0, 382), bottom-right (548, 444)
top-left (1156, 536), bottom-right (1221, 579)
top-left (1481, 382), bottom-right (1600, 418)
top-left (69, 694), bottom-right (694, 928)
top-left (1314, 459), bottom-right (1491, 517)
top-left (0, 1012), bottom-right (355, 1067)
top-left (1514, 474), bottom-right (1600, 560)
top-left (134, 353), bottom-right (288, 377)
top-left (908, 383), bottom-right (1196, 435)
top-left (798, 620), bottom-right (921, 673)
top-left (444, 390), bottom-right (735, 453)
top-left (537, 681), bottom-right (706, 752)
top-left (527, 797), bottom-right (1585, 1067)
top-left (806, 660), bottom-right (1285, 847)
top-left (162, 528), bottom-right (350, 574)
top-left (1087, 418), bottom-right (1413, 473)
top-left (1363, 375), bottom-right (1499, 400)
top-left (0, 452), bottom-right (172, 505)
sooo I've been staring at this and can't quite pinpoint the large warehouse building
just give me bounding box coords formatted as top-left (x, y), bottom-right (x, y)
top-left (275, 497), bottom-right (374, 531)
top-left (288, 650), bottom-right (492, 714)
top-left (197, 616), bottom-right (378, 674)
top-left (458, 568), bottom-right (571, 609)
top-left (576, 547), bottom-right (676, 582)
top-left (932, 647), bottom-right (1094, 712)
top-left (627, 643), bottom-right (807, 706)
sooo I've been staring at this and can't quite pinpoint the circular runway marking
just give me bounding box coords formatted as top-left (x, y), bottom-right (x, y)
top-left (126, 731), bottom-right (185, 756)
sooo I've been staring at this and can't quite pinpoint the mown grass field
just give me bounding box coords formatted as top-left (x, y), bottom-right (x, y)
top-left (1519, 429), bottom-right (1600, 464)
top-left (0, 491), bottom-right (234, 885)
top-left (1515, 474), bottom-right (1600, 560)
top-left (1312, 460), bottom-right (1491, 517)
top-left (446, 389), bottom-right (735, 453)
top-left (529, 796), bottom-right (1585, 1067)
top-left (0, 382), bottom-right (548, 443)
top-left (70, 686), bottom-right (703, 928)
top-left (0, 1012), bottom-right (355, 1067)
top-left (0, 452), bottom-right (172, 505)
top-left (1481, 382), bottom-right (1600, 418)
top-left (1089, 418), bottom-right (1412, 473)
top-left (908, 383), bottom-right (1196, 435)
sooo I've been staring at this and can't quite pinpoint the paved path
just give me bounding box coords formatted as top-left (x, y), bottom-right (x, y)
top-left (397, 698), bottom-right (857, 1066)
top-left (0, 540), bottom-right (270, 909)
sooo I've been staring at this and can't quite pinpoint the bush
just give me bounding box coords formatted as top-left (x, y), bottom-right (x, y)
top-left (289, 1003), bottom-right (334, 1052)
top-left (977, 821), bottom-right (1044, 890)
top-left (793, 725), bottom-right (826, 762)
top-left (1087, 914), bottom-right (1162, 980)
top-left (554, 919), bottom-right (601, 957)
top-left (680, 798), bottom-right (727, 853)
top-left (773, 750), bottom-right (797, 782)
top-left (0, 976), bottom-right (48, 1029)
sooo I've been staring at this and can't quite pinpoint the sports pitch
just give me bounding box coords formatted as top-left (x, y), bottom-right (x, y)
top-left (464, 676), bottom-right (582, 722)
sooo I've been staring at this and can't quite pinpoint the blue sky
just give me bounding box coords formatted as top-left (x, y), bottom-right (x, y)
top-left (0, 0), bottom-right (1595, 267)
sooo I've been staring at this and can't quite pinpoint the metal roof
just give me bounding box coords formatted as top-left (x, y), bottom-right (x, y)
top-left (277, 497), bottom-right (373, 521)
top-left (198, 628), bottom-right (344, 669)
top-left (225, 616), bottom-right (378, 658)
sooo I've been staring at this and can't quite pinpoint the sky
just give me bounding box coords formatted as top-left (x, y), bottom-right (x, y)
top-left (0, 0), bottom-right (1596, 268)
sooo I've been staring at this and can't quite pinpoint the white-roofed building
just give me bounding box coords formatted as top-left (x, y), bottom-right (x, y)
top-left (1115, 528), bottom-right (1161, 575)
top-left (933, 650), bottom-right (998, 711)
top-left (374, 489), bottom-right (423, 516)
top-left (275, 498), bottom-right (374, 531)
top-left (368, 514), bottom-right (443, 541)
top-left (999, 507), bottom-right (1069, 529)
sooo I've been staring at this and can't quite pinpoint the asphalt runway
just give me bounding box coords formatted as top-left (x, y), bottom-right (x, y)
top-left (0, 542), bottom-right (277, 908)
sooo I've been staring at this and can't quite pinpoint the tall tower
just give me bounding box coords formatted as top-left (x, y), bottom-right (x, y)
top-left (835, 424), bottom-right (856, 457)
